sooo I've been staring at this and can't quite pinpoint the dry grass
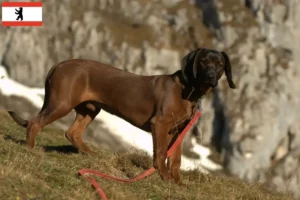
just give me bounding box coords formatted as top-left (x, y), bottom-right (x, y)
top-left (0, 111), bottom-right (295, 200)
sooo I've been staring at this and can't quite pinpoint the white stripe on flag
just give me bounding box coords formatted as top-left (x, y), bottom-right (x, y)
top-left (2, 7), bottom-right (42, 22)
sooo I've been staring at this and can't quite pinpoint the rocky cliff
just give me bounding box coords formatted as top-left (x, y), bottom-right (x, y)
top-left (0, 0), bottom-right (299, 197)
top-left (218, 0), bottom-right (300, 196)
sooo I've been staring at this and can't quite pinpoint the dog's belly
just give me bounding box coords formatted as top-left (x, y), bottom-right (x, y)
top-left (93, 100), bottom-right (154, 133)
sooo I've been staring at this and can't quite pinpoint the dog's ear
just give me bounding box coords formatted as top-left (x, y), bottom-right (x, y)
top-left (221, 52), bottom-right (236, 89)
top-left (181, 49), bottom-right (201, 80)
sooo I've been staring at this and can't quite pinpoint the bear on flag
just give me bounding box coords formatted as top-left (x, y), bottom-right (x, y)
top-left (2, 2), bottom-right (42, 26)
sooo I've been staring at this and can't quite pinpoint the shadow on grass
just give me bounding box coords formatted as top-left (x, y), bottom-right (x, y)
top-left (3, 134), bottom-right (79, 154)
top-left (43, 145), bottom-right (79, 154)
top-left (3, 135), bottom-right (26, 145)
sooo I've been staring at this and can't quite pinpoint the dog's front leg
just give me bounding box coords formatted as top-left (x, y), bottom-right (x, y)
top-left (152, 122), bottom-right (170, 181)
top-left (167, 140), bottom-right (182, 185)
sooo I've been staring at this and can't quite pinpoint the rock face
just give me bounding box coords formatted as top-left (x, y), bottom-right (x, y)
top-left (1, 0), bottom-right (300, 197)
top-left (216, 0), bottom-right (300, 195)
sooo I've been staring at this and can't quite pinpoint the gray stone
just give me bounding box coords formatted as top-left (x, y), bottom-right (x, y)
top-left (216, 0), bottom-right (300, 197)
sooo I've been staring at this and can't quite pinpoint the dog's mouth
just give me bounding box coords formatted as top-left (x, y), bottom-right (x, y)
top-left (204, 79), bottom-right (218, 88)
top-left (211, 82), bottom-right (218, 88)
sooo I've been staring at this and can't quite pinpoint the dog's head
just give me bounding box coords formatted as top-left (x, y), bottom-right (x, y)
top-left (181, 48), bottom-right (236, 89)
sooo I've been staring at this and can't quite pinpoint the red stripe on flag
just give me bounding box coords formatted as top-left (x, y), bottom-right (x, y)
top-left (2, 2), bottom-right (42, 7)
top-left (2, 21), bottom-right (42, 26)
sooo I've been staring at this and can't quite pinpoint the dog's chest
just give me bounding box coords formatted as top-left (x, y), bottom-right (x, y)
top-left (168, 102), bottom-right (198, 135)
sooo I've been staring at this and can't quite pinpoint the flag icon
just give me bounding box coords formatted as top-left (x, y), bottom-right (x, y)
top-left (1, 2), bottom-right (42, 26)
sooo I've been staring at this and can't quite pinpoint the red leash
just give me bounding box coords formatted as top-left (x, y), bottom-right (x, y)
top-left (78, 110), bottom-right (202, 200)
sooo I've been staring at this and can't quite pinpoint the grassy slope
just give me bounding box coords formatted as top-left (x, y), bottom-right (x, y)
top-left (0, 111), bottom-right (295, 200)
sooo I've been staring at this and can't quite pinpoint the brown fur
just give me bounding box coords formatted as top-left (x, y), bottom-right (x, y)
top-left (8, 48), bottom-right (236, 184)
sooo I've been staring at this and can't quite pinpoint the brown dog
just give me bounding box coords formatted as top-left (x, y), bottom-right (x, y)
top-left (8, 48), bottom-right (236, 184)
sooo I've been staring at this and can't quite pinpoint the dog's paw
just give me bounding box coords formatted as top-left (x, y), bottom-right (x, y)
top-left (160, 172), bottom-right (171, 181)
top-left (79, 149), bottom-right (96, 155)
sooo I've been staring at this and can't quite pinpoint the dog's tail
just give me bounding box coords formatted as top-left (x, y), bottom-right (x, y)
top-left (7, 111), bottom-right (28, 128)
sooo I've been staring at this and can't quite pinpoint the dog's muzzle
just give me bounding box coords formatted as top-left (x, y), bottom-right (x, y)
top-left (206, 71), bottom-right (217, 87)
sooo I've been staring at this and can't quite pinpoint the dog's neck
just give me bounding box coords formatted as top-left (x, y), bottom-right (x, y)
top-left (173, 70), bottom-right (211, 102)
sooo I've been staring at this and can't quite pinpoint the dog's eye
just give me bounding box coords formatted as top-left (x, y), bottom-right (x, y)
top-left (217, 65), bottom-right (223, 72)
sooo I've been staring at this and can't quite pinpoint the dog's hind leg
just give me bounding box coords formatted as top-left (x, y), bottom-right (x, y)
top-left (65, 102), bottom-right (100, 154)
top-left (26, 102), bottom-right (73, 149)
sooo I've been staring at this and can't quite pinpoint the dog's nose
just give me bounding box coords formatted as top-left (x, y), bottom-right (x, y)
top-left (207, 72), bottom-right (215, 79)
